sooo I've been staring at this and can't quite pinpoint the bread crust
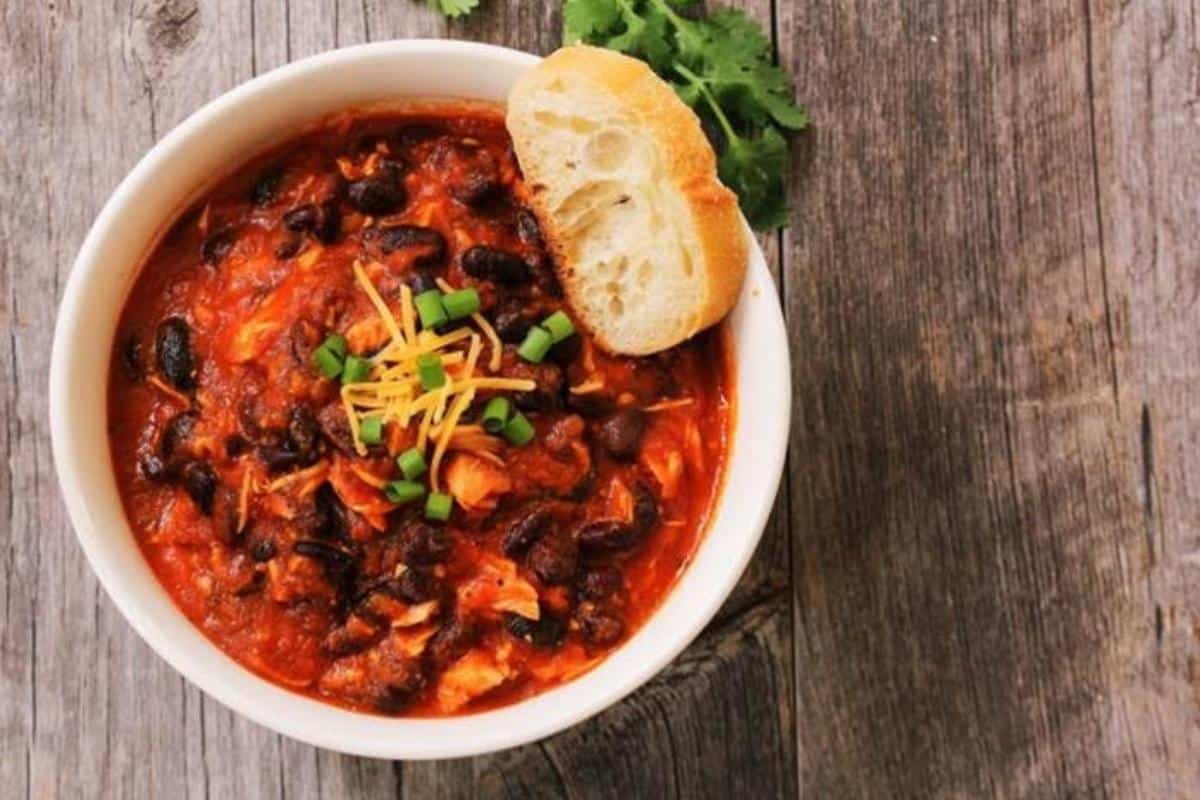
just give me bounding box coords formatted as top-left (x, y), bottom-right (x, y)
top-left (507, 45), bottom-right (748, 354)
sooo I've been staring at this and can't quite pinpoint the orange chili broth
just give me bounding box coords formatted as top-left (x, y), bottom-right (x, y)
top-left (106, 101), bottom-right (736, 716)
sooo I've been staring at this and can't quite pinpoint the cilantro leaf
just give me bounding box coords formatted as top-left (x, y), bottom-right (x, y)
top-left (718, 126), bottom-right (789, 230)
top-left (425, 0), bottom-right (480, 19)
top-left (564, 0), bottom-right (623, 43)
top-left (561, 0), bottom-right (808, 230)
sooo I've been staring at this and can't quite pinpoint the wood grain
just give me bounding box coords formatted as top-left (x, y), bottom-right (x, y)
top-left (2, 0), bottom-right (1198, 797)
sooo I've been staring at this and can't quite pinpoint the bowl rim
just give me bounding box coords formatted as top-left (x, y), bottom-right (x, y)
top-left (49, 39), bottom-right (791, 759)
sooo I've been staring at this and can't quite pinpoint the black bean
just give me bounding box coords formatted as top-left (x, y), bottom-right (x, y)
top-left (461, 245), bottom-right (532, 284)
top-left (516, 208), bottom-right (542, 245)
top-left (527, 534), bottom-right (578, 585)
top-left (394, 568), bottom-right (442, 604)
top-left (594, 408), bottom-right (647, 461)
top-left (139, 453), bottom-right (171, 482)
top-left (395, 122), bottom-right (443, 149)
top-left (275, 236), bottom-right (303, 259)
top-left (407, 270), bottom-right (439, 297)
top-left (287, 405), bottom-right (320, 460)
top-left (323, 615), bottom-right (381, 657)
top-left (232, 570), bottom-right (266, 597)
top-left (121, 333), bottom-right (144, 381)
top-left (375, 658), bottom-right (427, 712)
top-left (503, 611), bottom-right (565, 648)
top-left (159, 411), bottom-right (198, 459)
top-left (578, 565), bottom-right (624, 601)
top-left (371, 224), bottom-right (447, 267)
top-left (490, 304), bottom-right (533, 344)
top-left (314, 200), bottom-right (341, 244)
top-left (631, 481), bottom-right (659, 534)
top-left (283, 203), bottom-right (319, 232)
top-left (251, 538), bottom-right (277, 561)
top-left (180, 461), bottom-right (218, 515)
top-left (201, 228), bottom-right (236, 265)
top-left (293, 539), bottom-right (356, 569)
top-left (257, 444), bottom-right (304, 473)
top-left (312, 482), bottom-right (349, 541)
top-left (251, 168), bottom-right (283, 206)
top-left (450, 164), bottom-right (500, 207)
top-left (566, 391), bottom-right (616, 418)
top-left (546, 334), bottom-right (583, 367)
top-left (155, 316), bottom-right (195, 390)
top-left (317, 403), bottom-right (356, 454)
top-left (575, 519), bottom-right (642, 554)
top-left (396, 520), bottom-right (453, 565)
top-left (501, 506), bottom-right (553, 557)
top-left (224, 434), bottom-right (248, 457)
top-left (347, 160), bottom-right (406, 216)
top-left (576, 603), bottom-right (624, 646)
top-left (426, 616), bottom-right (478, 670)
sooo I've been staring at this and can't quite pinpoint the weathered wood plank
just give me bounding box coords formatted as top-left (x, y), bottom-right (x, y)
top-left (778, 0), bottom-right (1198, 796)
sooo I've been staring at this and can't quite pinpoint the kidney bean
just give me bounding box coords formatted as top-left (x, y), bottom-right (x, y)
top-left (546, 334), bottom-right (583, 367)
top-left (138, 453), bottom-right (171, 482)
top-left (501, 506), bottom-right (553, 557)
top-left (287, 405), bottom-right (320, 460)
top-left (256, 444), bottom-right (304, 473)
top-left (461, 245), bottom-right (532, 284)
top-left (155, 316), bottom-right (195, 390)
top-left (594, 408), bottom-right (647, 461)
top-left (314, 200), bottom-right (341, 243)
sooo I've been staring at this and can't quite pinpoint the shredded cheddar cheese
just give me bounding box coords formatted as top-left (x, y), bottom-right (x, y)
top-left (331, 264), bottom-right (539, 496)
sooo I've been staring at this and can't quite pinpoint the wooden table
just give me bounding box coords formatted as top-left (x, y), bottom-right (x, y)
top-left (3, 1), bottom-right (1197, 797)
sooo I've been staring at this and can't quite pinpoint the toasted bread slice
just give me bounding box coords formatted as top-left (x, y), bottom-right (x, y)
top-left (506, 45), bottom-right (748, 355)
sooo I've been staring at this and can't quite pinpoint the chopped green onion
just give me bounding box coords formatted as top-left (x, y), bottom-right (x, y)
top-left (442, 288), bottom-right (481, 320)
top-left (502, 411), bottom-right (535, 446)
top-left (341, 355), bottom-right (370, 384)
top-left (414, 289), bottom-right (448, 329)
top-left (321, 333), bottom-right (347, 358)
top-left (416, 353), bottom-right (446, 390)
top-left (312, 345), bottom-right (343, 379)
top-left (396, 448), bottom-right (427, 480)
top-left (481, 396), bottom-right (512, 434)
top-left (425, 491), bottom-right (454, 521)
top-left (541, 311), bottom-right (575, 344)
top-left (385, 479), bottom-right (426, 505)
top-left (517, 326), bottom-right (554, 363)
top-left (359, 415), bottom-right (383, 445)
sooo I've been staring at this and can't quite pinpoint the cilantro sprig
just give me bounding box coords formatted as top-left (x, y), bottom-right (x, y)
top-left (564, 0), bottom-right (807, 229)
top-left (425, 0), bottom-right (480, 18)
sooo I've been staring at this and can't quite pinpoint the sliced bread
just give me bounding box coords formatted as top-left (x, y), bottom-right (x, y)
top-left (506, 45), bottom-right (748, 355)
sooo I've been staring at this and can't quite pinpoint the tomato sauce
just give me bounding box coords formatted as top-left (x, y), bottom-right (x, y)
top-left (107, 103), bottom-right (733, 716)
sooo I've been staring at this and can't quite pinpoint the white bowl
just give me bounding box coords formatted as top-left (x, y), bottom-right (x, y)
top-left (49, 40), bottom-right (790, 759)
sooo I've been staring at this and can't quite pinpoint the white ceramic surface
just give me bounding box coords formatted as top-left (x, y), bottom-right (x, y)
top-left (49, 40), bottom-right (790, 760)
